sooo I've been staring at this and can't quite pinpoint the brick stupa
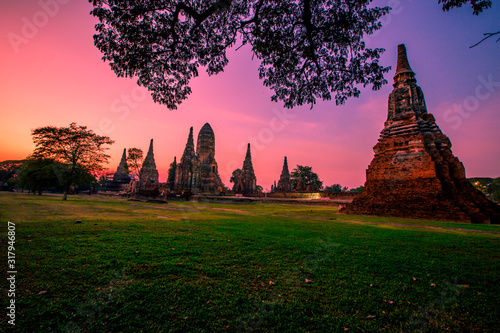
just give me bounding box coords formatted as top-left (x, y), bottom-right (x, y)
top-left (113, 148), bottom-right (129, 182)
top-left (277, 156), bottom-right (292, 192)
top-left (175, 127), bottom-right (200, 191)
top-left (173, 124), bottom-right (225, 193)
top-left (342, 44), bottom-right (499, 224)
top-left (139, 139), bottom-right (159, 186)
top-left (196, 123), bottom-right (225, 192)
top-left (234, 144), bottom-right (257, 196)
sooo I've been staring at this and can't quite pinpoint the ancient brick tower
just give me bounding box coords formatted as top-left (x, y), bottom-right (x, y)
top-left (237, 143), bottom-right (257, 195)
top-left (197, 123), bottom-right (225, 192)
top-left (167, 156), bottom-right (177, 189)
top-left (175, 127), bottom-right (200, 191)
top-left (343, 44), bottom-right (499, 224)
top-left (113, 148), bottom-right (129, 182)
top-left (277, 156), bottom-right (292, 192)
top-left (139, 139), bottom-right (159, 187)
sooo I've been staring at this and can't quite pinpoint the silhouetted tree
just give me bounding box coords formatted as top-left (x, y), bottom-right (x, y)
top-left (0, 160), bottom-right (24, 191)
top-left (489, 178), bottom-right (500, 203)
top-left (17, 158), bottom-right (61, 195)
top-left (230, 168), bottom-right (242, 185)
top-left (89, 0), bottom-right (391, 110)
top-left (290, 165), bottom-right (323, 190)
top-left (439, 0), bottom-right (491, 15)
top-left (349, 185), bottom-right (364, 193)
top-left (229, 168), bottom-right (243, 192)
top-left (469, 177), bottom-right (500, 204)
top-left (126, 148), bottom-right (144, 184)
top-left (439, 0), bottom-right (498, 47)
top-left (324, 183), bottom-right (348, 193)
top-left (31, 123), bottom-right (114, 200)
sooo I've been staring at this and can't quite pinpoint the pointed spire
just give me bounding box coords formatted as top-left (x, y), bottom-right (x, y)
top-left (181, 127), bottom-right (196, 162)
top-left (277, 156), bottom-right (292, 192)
top-left (188, 127), bottom-right (193, 141)
top-left (282, 156), bottom-right (289, 175)
top-left (140, 139), bottom-right (159, 184)
top-left (245, 143), bottom-right (251, 159)
top-left (239, 143), bottom-right (257, 195)
top-left (143, 139), bottom-right (156, 165)
top-left (113, 148), bottom-right (129, 181)
top-left (243, 143), bottom-right (254, 172)
top-left (394, 44), bottom-right (415, 83)
top-left (188, 127), bottom-right (194, 147)
top-left (147, 139), bottom-right (154, 154)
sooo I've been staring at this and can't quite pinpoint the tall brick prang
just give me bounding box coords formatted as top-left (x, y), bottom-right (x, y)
top-left (113, 148), bottom-right (129, 182)
top-left (277, 156), bottom-right (292, 192)
top-left (139, 139), bottom-right (159, 186)
top-left (234, 143), bottom-right (257, 196)
top-left (197, 123), bottom-right (225, 192)
top-left (175, 127), bottom-right (200, 191)
top-left (342, 44), bottom-right (500, 224)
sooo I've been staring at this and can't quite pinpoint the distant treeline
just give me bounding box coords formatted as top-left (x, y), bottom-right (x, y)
top-left (469, 177), bottom-right (500, 204)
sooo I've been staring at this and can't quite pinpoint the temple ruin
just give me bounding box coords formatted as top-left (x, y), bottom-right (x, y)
top-left (276, 156), bottom-right (292, 192)
top-left (196, 123), bottom-right (225, 192)
top-left (174, 127), bottom-right (200, 191)
top-left (342, 44), bottom-right (500, 224)
top-left (112, 148), bottom-right (129, 182)
top-left (139, 139), bottom-right (159, 187)
top-left (234, 143), bottom-right (257, 196)
top-left (174, 123), bottom-right (225, 194)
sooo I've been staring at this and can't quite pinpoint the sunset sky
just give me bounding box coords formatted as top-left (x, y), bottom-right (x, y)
top-left (1, 1), bottom-right (499, 190)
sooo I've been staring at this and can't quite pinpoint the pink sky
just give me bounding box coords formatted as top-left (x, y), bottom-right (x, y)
top-left (1, 1), bottom-right (499, 191)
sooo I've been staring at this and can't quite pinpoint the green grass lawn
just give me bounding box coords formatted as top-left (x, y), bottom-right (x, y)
top-left (1, 192), bottom-right (499, 332)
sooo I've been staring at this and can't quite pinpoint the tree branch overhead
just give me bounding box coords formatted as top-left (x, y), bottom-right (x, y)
top-left (90, 0), bottom-right (391, 109)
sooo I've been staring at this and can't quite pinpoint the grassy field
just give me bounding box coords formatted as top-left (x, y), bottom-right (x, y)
top-left (0, 192), bottom-right (499, 332)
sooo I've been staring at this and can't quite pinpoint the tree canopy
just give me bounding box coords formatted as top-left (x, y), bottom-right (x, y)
top-left (31, 122), bottom-right (114, 200)
top-left (470, 177), bottom-right (500, 204)
top-left (290, 165), bottom-right (323, 190)
top-left (439, 0), bottom-right (492, 15)
top-left (17, 158), bottom-right (64, 195)
top-left (126, 148), bottom-right (144, 181)
top-left (324, 183), bottom-right (348, 193)
top-left (229, 168), bottom-right (242, 184)
top-left (0, 160), bottom-right (25, 191)
top-left (439, 0), bottom-right (498, 47)
top-left (89, 0), bottom-right (390, 110)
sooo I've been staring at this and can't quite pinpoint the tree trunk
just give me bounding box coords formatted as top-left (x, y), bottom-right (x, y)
top-left (63, 185), bottom-right (70, 200)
